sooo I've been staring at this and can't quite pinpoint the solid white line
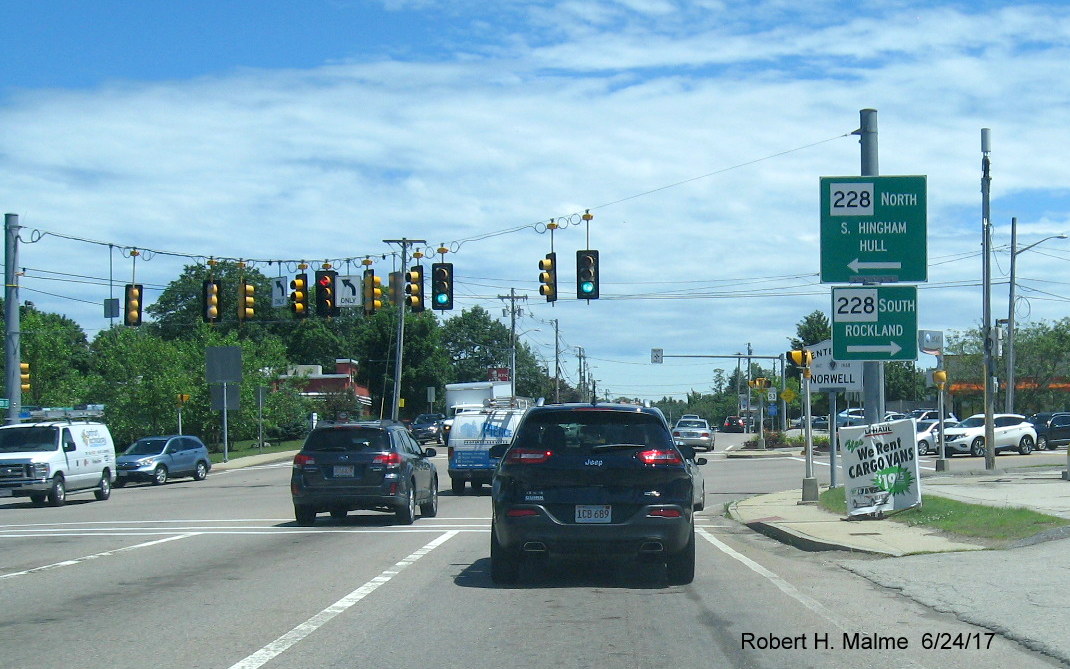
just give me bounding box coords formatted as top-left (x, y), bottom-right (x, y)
top-left (228, 531), bottom-right (458, 669)
top-left (0, 533), bottom-right (199, 580)
top-left (0, 527), bottom-right (488, 539)
top-left (696, 527), bottom-right (842, 627)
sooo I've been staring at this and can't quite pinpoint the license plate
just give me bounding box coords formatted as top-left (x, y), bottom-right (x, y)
top-left (333, 465), bottom-right (355, 477)
top-left (575, 504), bottom-right (611, 523)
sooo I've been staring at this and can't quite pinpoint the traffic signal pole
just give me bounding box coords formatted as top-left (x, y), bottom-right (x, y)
top-left (384, 238), bottom-right (425, 421)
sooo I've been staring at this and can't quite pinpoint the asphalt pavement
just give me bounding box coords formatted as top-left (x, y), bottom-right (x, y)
top-left (216, 444), bottom-right (1070, 665)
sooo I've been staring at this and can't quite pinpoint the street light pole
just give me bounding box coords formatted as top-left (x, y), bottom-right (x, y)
top-left (1006, 217), bottom-right (1067, 413)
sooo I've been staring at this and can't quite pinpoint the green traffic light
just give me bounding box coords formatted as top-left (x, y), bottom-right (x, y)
top-left (580, 281), bottom-right (595, 294)
top-left (435, 293), bottom-right (448, 305)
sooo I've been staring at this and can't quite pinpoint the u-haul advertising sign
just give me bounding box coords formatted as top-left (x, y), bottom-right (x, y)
top-left (839, 418), bottom-right (921, 517)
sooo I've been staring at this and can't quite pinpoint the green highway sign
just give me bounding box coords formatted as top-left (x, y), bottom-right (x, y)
top-left (831, 286), bottom-right (918, 361)
top-left (0, 398), bottom-right (8, 409)
top-left (820, 175), bottom-right (927, 284)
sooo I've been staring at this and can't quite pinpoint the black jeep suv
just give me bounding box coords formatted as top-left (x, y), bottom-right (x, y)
top-left (488, 403), bottom-right (696, 585)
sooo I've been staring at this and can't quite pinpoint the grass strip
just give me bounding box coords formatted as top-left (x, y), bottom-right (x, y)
top-left (208, 439), bottom-right (303, 464)
top-left (818, 485), bottom-right (1070, 542)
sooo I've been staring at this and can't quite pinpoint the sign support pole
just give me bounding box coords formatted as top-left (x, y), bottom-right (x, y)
top-left (858, 108), bottom-right (885, 425)
top-left (801, 370), bottom-right (818, 502)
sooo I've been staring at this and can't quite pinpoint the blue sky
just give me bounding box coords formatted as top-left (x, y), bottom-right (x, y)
top-left (3, 0), bottom-right (1070, 402)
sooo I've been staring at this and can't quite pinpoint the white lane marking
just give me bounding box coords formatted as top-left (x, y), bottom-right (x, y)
top-left (228, 531), bottom-right (458, 669)
top-left (0, 533), bottom-right (199, 580)
top-left (0, 516), bottom-right (492, 529)
top-left (696, 527), bottom-right (842, 626)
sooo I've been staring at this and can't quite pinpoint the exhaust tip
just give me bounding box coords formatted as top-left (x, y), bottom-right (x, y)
top-left (522, 541), bottom-right (548, 552)
top-left (639, 541), bottom-right (664, 553)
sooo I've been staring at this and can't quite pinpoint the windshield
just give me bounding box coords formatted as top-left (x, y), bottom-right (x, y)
top-left (304, 427), bottom-right (389, 452)
top-left (514, 410), bottom-right (673, 455)
top-left (124, 438), bottom-right (168, 455)
top-left (414, 414), bottom-right (441, 424)
top-left (0, 426), bottom-right (59, 453)
top-left (916, 420), bottom-right (935, 432)
top-left (676, 420), bottom-right (705, 429)
top-left (957, 417), bottom-right (984, 428)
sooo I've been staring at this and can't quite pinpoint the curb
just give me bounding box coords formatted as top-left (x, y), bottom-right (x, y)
top-left (727, 499), bottom-right (886, 555)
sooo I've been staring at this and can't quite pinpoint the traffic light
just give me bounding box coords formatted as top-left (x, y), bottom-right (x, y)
top-left (933, 369), bottom-right (948, 390)
top-left (19, 362), bottom-right (30, 392)
top-left (315, 270), bottom-right (339, 317)
top-left (750, 377), bottom-right (771, 389)
top-left (290, 273), bottom-right (309, 318)
top-left (431, 262), bottom-right (454, 310)
top-left (788, 349), bottom-right (813, 378)
top-left (237, 280), bottom-right (255, 321)
top-left (538, 253), bottom-right (557, 302)
top-left (124, 283), bottom-right (143, 326)
top-left (362, 269), bottom-right (383, 315)
top-left (576, 250), bottom-right (599, 300)
top-left (388, 271), bottom-right (403, 305)
top-left (202, 280), bottom-right (221, 323)
top-left (405, 265), bottom-right (425, 312)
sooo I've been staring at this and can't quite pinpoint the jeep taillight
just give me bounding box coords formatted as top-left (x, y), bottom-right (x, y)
top-left (637, 449), bottom-right (682, 465)
top-left (647, 508), bottom-right (682, 518)
top-left (505, 448), bottom-right (553, 465)
top-left (373, 452), bottom-right (402, 466)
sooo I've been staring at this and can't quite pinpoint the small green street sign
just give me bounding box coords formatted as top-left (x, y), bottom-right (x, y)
top-left (831, 286), bottom-right (918, 361)
top-left (820, 175), bottom-right (927, 284)
top-left (0, 398), bottom-right (8, 409)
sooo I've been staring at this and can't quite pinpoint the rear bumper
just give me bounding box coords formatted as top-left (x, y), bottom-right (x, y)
top-left (291, 485), bottom-right (406, 511)
top-left (493, 504), bottom-right (693, 556)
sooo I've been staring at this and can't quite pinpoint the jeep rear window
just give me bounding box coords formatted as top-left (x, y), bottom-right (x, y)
top-left (513, 411), bottom-right (672, 456)
top-left (304, 428), bottom-right (390, 452)
top-left (0, 426), bottom-right (58, 453)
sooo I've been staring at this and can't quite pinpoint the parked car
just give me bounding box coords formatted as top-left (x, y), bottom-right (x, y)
top-left (672, 418), bottom-right (715, 451)
top-left (915, 419), bottom-right (957, 456)
top-left (290, 420), bottom-right (438, 526)
top-left (910, 408), bottom-right (958, 422)
top-left (1027, 412), bottom-right (1070, 450)
top-left (409, 413), bottom-right (445, 444)
top-left (941, 414), bottom-right (1037, 457)
top-left (0, 421), bottom-right (116, 506)
top-left (115, 435), bottom-right (211, 486)
top-left (722, 416), bottom-right (745, 433)
top-left (488, 403), bottom-right (700, 585)
top-left (679, 414), bottom-right (700, 421)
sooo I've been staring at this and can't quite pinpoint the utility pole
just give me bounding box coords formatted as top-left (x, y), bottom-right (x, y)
top-left (5, 213), bottom-right (21, 424)
top-left (857, 109), bottom-right (885, 426)
top-left (981, 129), bottom-right (996, 471)
top-left (553, 319), bottom-right (561, 403)
top-left (498, 289), bottom-right (527, 402)
top-left (383, 237), bottom-right (425, 421)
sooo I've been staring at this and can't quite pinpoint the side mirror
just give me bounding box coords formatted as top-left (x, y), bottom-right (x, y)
top-left (695, 457), bottom-right (708, 466)
top-left (63, 442), bottom-right (76, 453)
top-left (488, 443), bottom-right (508, 459)
top-left (423, 447), bottom-right (437, 458)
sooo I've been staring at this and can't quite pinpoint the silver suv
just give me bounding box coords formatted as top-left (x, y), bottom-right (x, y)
top-left (115, 435), bottom-right (212, 486)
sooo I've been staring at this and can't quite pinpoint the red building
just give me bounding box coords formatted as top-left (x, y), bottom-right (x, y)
top-left (277, 358), bottom-right (372, 415)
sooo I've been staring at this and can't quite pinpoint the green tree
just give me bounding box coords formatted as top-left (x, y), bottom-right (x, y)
top-left (439, 306), bottom-right (512, 383)
top-left (790, 310), bottom-right (831, 349)
top-left (13, 305), bottom-right (92, 407)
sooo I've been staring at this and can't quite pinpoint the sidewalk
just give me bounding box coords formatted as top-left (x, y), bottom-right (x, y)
top-left (212, 450), bottom-right (299, 471)
top-left (728, 466), bottom-right (1070, 556)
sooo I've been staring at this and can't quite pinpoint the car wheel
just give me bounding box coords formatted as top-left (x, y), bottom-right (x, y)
top-left (490, 523), bottom-right (520, 584)
top-left (1018, 435), bottom-right (1034, 455)
top-left (970, 437), bottom-right (986, 457)
top-left (451, 478), bottom-right (465, 495)
top-left (152, 465), bottom-right (168, 486)
top-left (193, 461), bottom-right (208, 481)
top-left (47, 475), bottom-right (66, 507)
top-left (94, 473), bottom-right (112, 501)
top-left (294, 505), bottom-right (317, 526)
top-left (113, 478), bottom-right (127, 488)
top-left (329, 508), bottom-right (347, 520)
top-left (395, 482), bottom-right (416, 525)
top-left (420, 475), bottom-right (439, 518)
top-left (666, 528), bottom-right (696, 585)
top-left (917, 440), bottom-right (929, 456)
top-left (1037, 435), bottom-right (1048, 451)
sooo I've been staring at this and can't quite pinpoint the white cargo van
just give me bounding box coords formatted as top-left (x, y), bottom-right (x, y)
top-left (447, 402), bottom-right (529, 494)
top-left (0, 420), bottom-right (116, 506)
